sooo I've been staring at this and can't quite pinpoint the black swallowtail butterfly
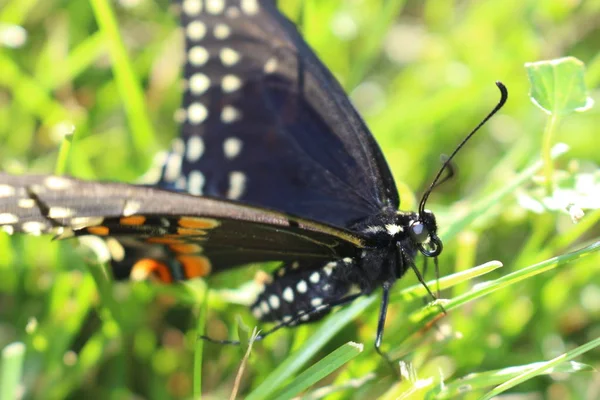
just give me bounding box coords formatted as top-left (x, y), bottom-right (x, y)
top-left (0, 0), bottom-right (507, 362)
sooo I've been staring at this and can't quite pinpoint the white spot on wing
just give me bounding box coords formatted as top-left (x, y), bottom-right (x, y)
top-left (264, 57), bottom-right (278, 73)
top-left (44, 176), bottom-right (72, 190)
top-left (220, 47), bottom-right (240, 66)
top-left (187, 170), bottom-right (205, 195)
top-left (186, 21), bottom-right (206, 40)
top-left (221, 74), bottom-right (242, 93)
top-left (223, 137), bottom-right (243, 159)
top-left (309, 272), bottom-right (320, 284)
top-left (226, 171), bottom-right (246, 200)
top-left (0, 213), bottom-right (18, 224)
top-left (189, 73), bottom-right (210, 95)
top-left (221, 105), bottom-right (241, 123)
top-left (241, 0), bottom-right (259, 15)
top-left (260, 300), bottom-right (269, 313)
top-left (0, 185), bottom-right (15, 198)
top-left (269, 295), bottom-right (280, 309)
top-left (182, 0), bottom-right (202, 16)
top-left (188, 103), bottom-right (208, 124)
top-left (48, 207), bottom-right (74, 219)
top-left (297, 280), bottom-right (307, 293)
top-left (18, 199), bottom-right (35, 209)
top-left (186, 135), bottom-right (205, 162)
top-left (70, 217), bottom-right (104, 229)
top-left (283, 287), bottom-right (294, 303)
top-left (213, 23), bottom-right (231, 39)
top-left (252, 307), bottom-right (262, 319)
top-left (206, 0), bottom-right (225, 14)
top-left (311, 298), bottom-right (323, 307)
top-left (2, 225), bottom-right (14, 235)
top-left (123, 200), bottom-right (141, 217)
top-left (22, 221), bottom-right (46, 235)
top-left (164, 153), bottom-right (182, 182)
top-left (188, 46), bottom-right (209, 66)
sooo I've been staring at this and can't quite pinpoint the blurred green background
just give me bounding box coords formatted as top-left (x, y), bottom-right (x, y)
top-left (1, 0), bottom-right (600, 399)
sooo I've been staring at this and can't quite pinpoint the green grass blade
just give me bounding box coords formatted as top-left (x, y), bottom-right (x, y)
top-left (0, 342), bottom-right (25, 400)
top-left (246, 297), bottom-right (374, 400)
top-left (407, 241), bottom-right (600, 329)
top-left (393, 260), bottom-right (502, 302)
top-left (193, 283), bottom-right (210, 398)
top-left (481, 337), bottom-right (600, 399)
top-left (432, 360), bottom-right (592, 399)
top-left (273, 342), bottom-right (364, 400)
top-left (89, 0), bottom-right (156, 160)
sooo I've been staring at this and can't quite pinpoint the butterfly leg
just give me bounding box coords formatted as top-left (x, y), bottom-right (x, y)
top-left (199, 292), bottom-right (364, 346)
top-left (374, 280), bottom-right (398, 376)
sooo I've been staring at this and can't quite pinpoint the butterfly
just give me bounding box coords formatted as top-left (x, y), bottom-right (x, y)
top-left (0, 0), bottom-right (507, 362)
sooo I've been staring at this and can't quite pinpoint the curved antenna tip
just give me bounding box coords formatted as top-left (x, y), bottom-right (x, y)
top-left (495, 81), bottom-right (508, 105)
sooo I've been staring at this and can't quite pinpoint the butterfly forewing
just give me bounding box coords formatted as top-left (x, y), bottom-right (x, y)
top-left (157, 0), bottom-right (399, 228)
top-left (0, 173), bottom-right (363, 274)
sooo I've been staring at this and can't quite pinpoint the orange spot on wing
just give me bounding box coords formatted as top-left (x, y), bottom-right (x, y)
top-left (87, 226), bottom-right (109, 236)
top-left (178, 217), bottom-right (220, 229)
top-left (120, 216), bottom-right (146, 225)
top-left (177, 255), bottom-right (212, 278)
top-left (131, 258), bottom-right (173, 283)
top-left (176, 228), bottom-right (208, 236)
top-left (146, 237), bottom-right (183, 245)
top-left (169, 243), bottom-right (203, 254)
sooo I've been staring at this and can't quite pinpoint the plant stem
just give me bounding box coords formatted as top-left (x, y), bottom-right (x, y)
top-left (542, 113), bottom-right (559, 194)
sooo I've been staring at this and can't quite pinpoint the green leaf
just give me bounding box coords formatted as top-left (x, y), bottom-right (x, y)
top-left (431, 360), bottom-right (592, 399)
top-left (525, 57), bottom-right (594, 115)
top-left (272, 342), bottom-right (364, 400)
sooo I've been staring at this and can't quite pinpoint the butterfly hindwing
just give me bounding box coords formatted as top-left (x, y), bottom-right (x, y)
top-left (157, 0), bottom-right (399, 228)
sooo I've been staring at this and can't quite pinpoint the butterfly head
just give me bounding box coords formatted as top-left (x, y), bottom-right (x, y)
top-left (409, 209), bottom-right (442, 257)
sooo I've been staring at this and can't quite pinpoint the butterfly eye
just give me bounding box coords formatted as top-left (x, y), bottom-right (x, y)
top-left (409, 221), bottom-right (429, 243)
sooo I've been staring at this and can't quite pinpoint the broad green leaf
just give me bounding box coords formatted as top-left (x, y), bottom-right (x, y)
top-left (525, 57), bottom-right (594, 115)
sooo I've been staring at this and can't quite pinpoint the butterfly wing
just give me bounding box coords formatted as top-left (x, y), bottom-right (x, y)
top-left (156, 0), bottom-right (399, 228)
top-left (0, 173), bottom-right (363, 279)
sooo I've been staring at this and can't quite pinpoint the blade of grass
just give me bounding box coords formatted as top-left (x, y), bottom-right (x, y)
top-left (89, 0), bottom-right (156, 160)
top-left (246, 296), bottom-right (375, 400)
top-left (193, 282), bottom-right (210, 399)
top-left (431, 360), bottom-right (592, 399)
top-left (272, 342), bottom-right (364, 400)
top-left (230, 328), bottom-right (260, 400)
top-left (481, 337), bottom-right (600, 399)
top-left (406, 241), bottom-right (600, 331)
top-left (0, 342), bottom-right (25, 400)
top-left (393, 260), bottom-right (502, 302)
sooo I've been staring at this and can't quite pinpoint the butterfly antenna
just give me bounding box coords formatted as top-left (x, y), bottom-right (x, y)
top-left (419, 82), bottom-right (508, 215)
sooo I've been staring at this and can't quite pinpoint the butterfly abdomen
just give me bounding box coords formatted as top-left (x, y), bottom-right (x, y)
top-left (251, 259), bottom-right (359, 325)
